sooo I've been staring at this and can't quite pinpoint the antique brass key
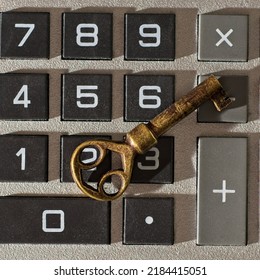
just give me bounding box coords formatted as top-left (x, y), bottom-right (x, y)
top-left (71, 75), bottom-right (232, 201)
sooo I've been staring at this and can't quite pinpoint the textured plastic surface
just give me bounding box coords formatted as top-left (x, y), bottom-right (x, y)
top-left (0, 0), bottom-right (259, 259)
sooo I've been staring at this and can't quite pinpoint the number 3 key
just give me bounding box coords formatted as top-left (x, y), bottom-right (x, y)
top-left (70, 75), bottom-right (233, 201)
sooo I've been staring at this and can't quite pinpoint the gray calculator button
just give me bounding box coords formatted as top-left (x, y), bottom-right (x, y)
top-left (198, 76), bottom-right (248, 123)
top-left (197, 137), bottom-right (247, 245)
top-left (198, 15), bottom-right (248, 61)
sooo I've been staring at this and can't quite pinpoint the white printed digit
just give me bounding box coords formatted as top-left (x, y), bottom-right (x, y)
top-left (16, 147), bottom-right (26, 171)
top-left (137, 147), bottom-right (160, 170)
top-left (139, 24), bottom-right (161, 47)
top-left (15, 23), bottom-right (35, 47)
top-left (139, 85), bottom-right (161, 109)
top-left (76, 23), bottom-right (98, 47)
top-left (13, 85), bottom-right (31, 108)
top-left (82, 147), bottom-right (98, 171)
top-left (42, 210), bottom-right (65, 233)
top-left (76, 85), bottom-right (98, 108)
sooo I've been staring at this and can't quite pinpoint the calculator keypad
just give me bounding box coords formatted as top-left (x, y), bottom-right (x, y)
top-left (62, 74), bottom-right (112, 121)
top-left (0, 7), bottom-right (253, 250)
top-left (0, 12), bottom-right (50, 58)
top-left (0, 73), bottom-right (49, 120)
top-left (0, 196), bottom-right (111, 244)
top-left (62, 13), bottom-right (113, 60)
top-left (124, 13), bottom-right (175, 60)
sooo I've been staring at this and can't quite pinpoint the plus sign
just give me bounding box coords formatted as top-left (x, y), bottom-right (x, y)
top-left (212, 180), bottom-right (235, 203)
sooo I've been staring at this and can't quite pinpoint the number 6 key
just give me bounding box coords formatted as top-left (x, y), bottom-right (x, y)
top-left (70, 75), bottom-right (233, 201)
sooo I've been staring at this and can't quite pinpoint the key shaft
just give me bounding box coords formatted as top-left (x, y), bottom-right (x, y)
top-left (150, 75), bottom-right (231, 137)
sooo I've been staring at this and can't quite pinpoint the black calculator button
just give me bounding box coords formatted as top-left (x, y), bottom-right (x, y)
top-left (124, 75), bottom-right (175, 121)
top-left (125, 13), bottom-right (175, 60)
top-left (0, 135), bottom-right (48, 182)
top-left (0, 12), bottom-right (50, 58)
top-left (0, 73), bottom-right (49, 120)
top-left (62, 74), bottom-right (112, 121)
top-left (62, 13), bottom-right (113, 59)
top-left (123, 197), bottom-right (174, 245)
top-left (131, 137), bottom-right (174, 183)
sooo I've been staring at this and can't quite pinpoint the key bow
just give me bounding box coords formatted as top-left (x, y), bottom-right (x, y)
top-left (70, 139), bottom-right (135, 201)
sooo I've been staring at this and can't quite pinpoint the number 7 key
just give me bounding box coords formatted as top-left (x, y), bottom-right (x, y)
top-left (70, 75), bottom-right (233, 201)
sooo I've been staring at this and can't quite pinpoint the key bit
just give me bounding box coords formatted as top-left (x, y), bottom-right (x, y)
top-left (70, 75), bottom-right (233, 201)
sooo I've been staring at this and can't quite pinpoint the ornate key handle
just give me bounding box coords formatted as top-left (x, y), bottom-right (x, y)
top-left (71, 76), bottom-right (233, 201)
top-left (70, 139), bottom-right (136, 201)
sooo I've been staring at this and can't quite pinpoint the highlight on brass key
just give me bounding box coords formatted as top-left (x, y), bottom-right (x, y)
top-left (70, 75), bottom-right (233, 201)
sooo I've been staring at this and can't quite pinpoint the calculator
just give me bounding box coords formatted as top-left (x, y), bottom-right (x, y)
top-left (0, 0), bottom-right (259, 259)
